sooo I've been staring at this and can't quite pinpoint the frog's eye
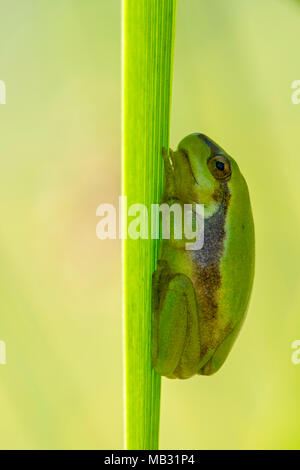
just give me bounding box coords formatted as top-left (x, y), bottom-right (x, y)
top-left (207, 155), bottom-right (231, 181)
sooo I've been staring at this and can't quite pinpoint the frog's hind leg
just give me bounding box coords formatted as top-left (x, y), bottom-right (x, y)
top-left (152, 263), bottom-right (200, 379)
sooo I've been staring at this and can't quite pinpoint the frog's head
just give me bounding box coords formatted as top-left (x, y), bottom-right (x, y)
top-left (170, 133), bottom-right (242, 213)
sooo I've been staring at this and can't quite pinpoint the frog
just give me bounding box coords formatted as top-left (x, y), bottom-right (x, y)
top-left (151, 133), bottom-right (255, 379)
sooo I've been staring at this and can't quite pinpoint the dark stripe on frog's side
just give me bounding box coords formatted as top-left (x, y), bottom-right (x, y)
top-left (190, 133), bottom-right (231, 320)
top-left (191, 184), bottom-right (230, 321)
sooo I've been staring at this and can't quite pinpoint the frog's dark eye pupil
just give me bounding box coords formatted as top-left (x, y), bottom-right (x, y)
top-left (216, 161), bottom-right (225, 171)
top-left (207, 154), bottom-right (231, 181)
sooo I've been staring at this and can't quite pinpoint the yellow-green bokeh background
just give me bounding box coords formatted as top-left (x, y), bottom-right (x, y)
top-left (0, 0), bottom-right (300, 449)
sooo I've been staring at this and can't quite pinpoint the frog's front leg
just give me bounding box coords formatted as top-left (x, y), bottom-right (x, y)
top-left (152, 261), bottom-right (200, 379)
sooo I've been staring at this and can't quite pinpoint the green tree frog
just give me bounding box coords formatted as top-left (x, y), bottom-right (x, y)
top-left (152, 133), bottom-right (255, 379)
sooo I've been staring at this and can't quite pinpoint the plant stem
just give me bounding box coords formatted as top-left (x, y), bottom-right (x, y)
top-left (122, 0), bottom-right (177, 450)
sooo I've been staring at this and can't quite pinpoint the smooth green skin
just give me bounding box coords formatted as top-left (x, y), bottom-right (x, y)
top-left (152, 133), bottom-right (255, 379)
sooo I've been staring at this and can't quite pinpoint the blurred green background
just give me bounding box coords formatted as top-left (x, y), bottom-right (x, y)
top-left (0, 0), bottom-right (300, 450)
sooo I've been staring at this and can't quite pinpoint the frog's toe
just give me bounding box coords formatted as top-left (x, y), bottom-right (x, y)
top-left (198, 327), bottom-right (240, 376)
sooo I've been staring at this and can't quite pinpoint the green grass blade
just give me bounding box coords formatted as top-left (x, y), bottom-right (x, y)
top-left (122, 0), bottom-right (177, 450)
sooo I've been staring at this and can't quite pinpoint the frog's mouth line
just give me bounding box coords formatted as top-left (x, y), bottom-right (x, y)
top-left (180, 148), bottom-right (199, 185)
top-left (169, 147), bottom-right (199, 186)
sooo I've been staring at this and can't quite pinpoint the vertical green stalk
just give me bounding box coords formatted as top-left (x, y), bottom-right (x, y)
top-left (122, 0), bottom-right (177, 450)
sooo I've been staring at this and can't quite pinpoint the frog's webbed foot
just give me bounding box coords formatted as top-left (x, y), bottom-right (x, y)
top-left (152, 262), bottom-right (200, 379)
